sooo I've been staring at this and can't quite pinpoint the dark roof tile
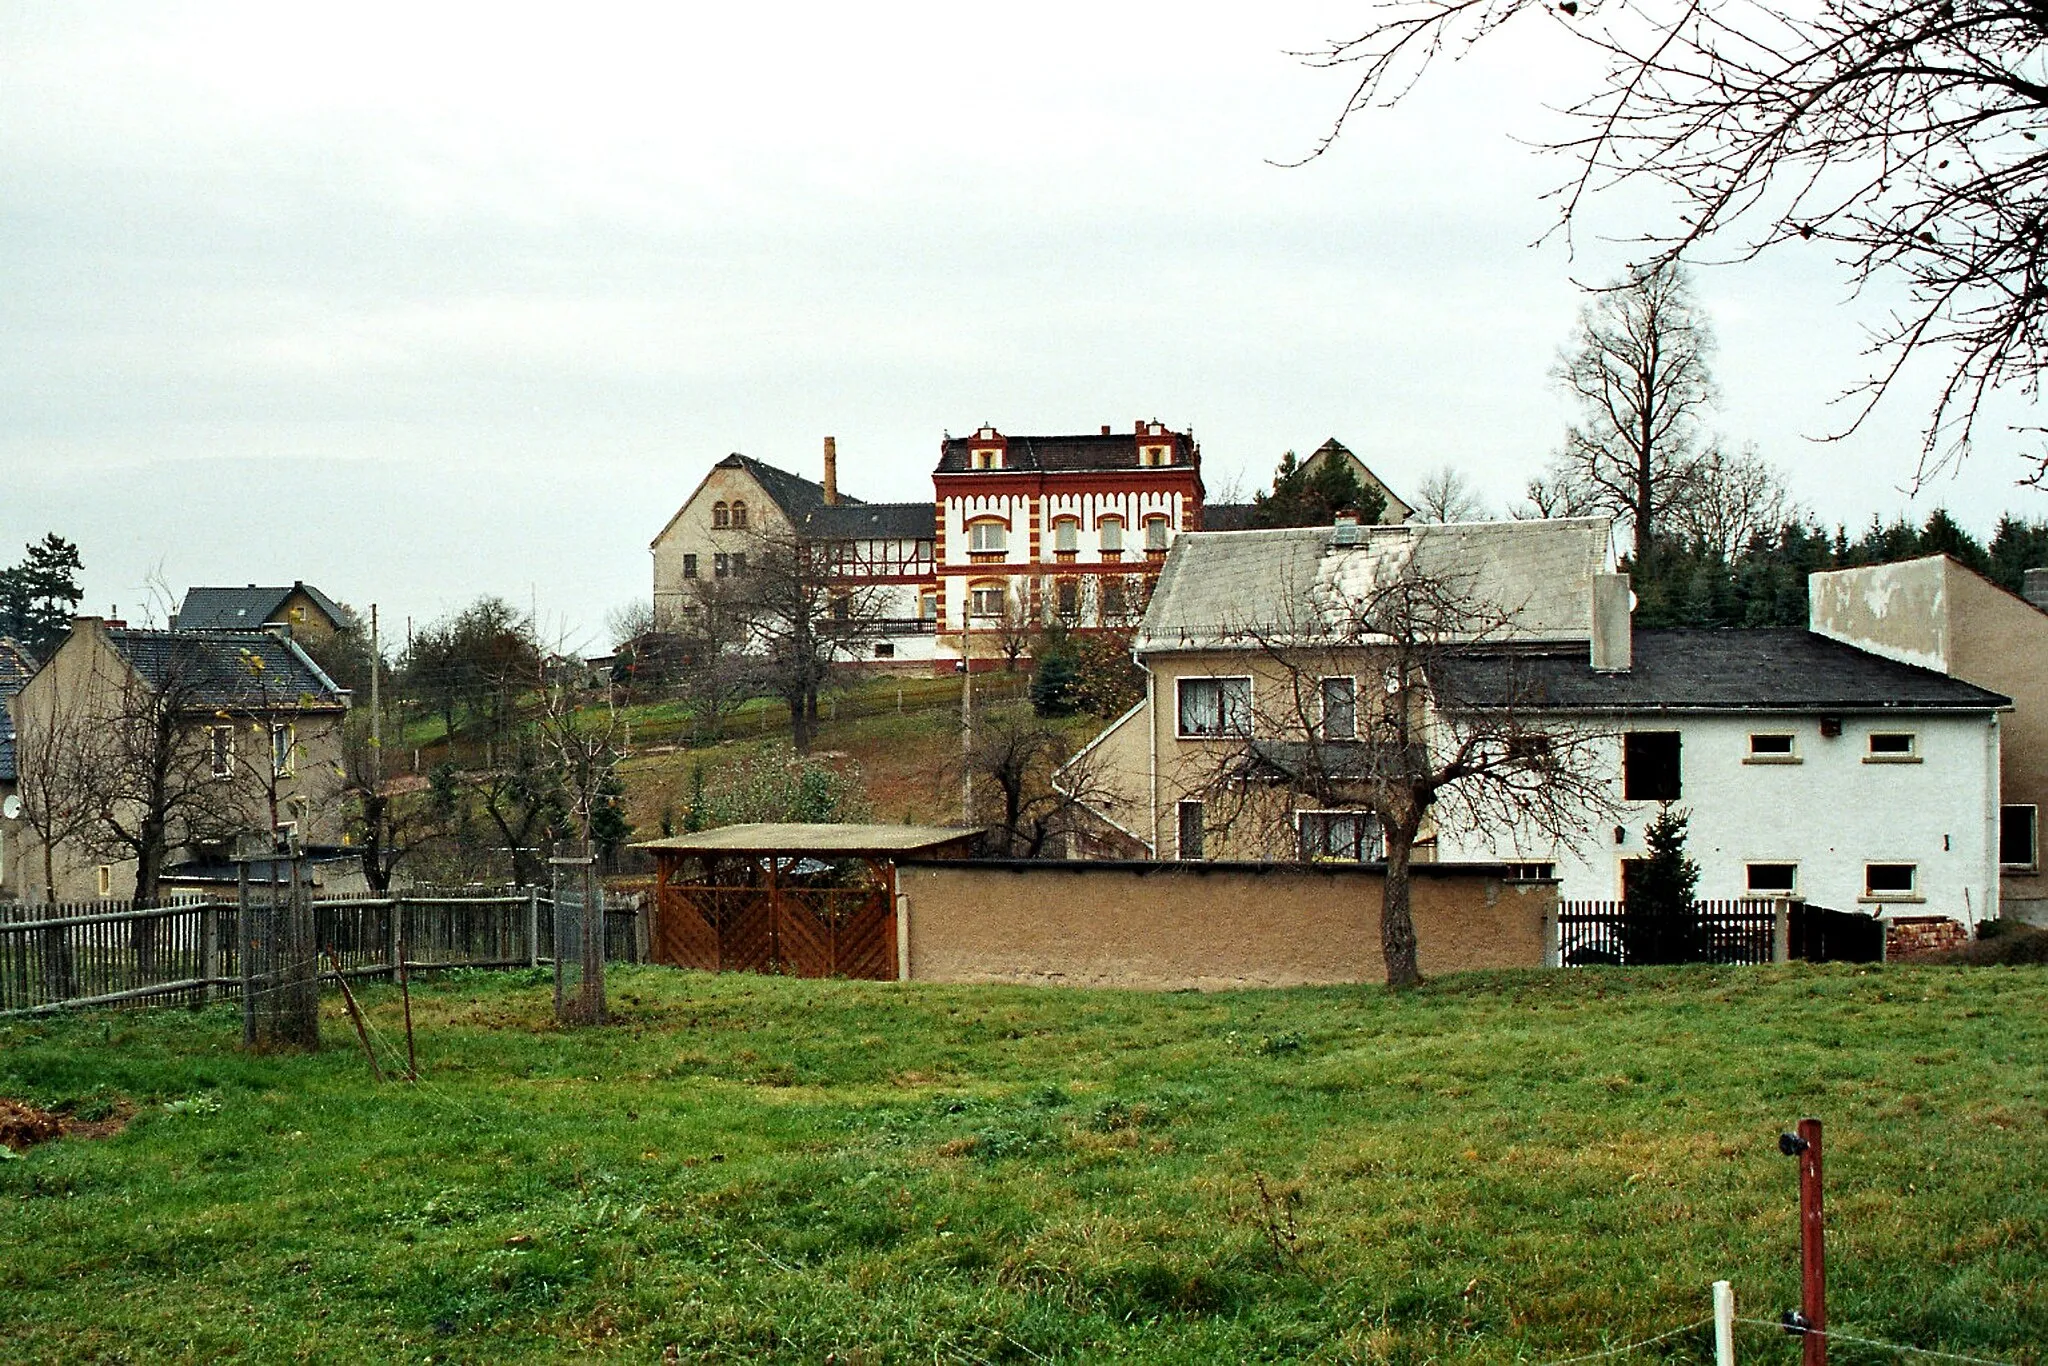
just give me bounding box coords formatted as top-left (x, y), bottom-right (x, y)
top-left (175, 583), bottom-right (346, 632)
top-left (1433, 629), bottom-right (2010, 713)
top-left (107, 629), bottom-right (349, 711)
top-left (793, 502), bottom-right (934, 540)
top-left (936, 429), bottom-right (1196, 474)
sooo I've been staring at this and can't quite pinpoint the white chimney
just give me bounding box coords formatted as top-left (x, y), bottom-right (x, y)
top-left (1591, 572), bottom-right (1632, 672)
top-left (822, 436), bottom-right (838, 506)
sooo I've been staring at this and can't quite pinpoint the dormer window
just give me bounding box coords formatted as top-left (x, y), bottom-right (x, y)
top-left (971, 448), bottom-right (1002, 470)
top-left (1140, 445), bottom-right (1169, 467)
top-left (712, 500), bottom-right (730, 529)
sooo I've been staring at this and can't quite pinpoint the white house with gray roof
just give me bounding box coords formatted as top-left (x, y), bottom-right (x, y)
top-left (1067, 515), bottom-right (2010, 930)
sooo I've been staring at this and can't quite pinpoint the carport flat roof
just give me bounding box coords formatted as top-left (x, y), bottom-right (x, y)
top-left (633, 823), bottom-right (981, 857)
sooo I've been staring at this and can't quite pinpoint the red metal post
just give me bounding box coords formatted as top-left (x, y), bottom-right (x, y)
top-left (1799, 1115), bottom-right (1826, 1366)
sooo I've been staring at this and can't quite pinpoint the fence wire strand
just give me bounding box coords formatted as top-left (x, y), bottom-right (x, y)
top-left (1526, 1317), bottom-right (1712, 1366)
top-left (1737, 1317), bottom-right (2022, 1366)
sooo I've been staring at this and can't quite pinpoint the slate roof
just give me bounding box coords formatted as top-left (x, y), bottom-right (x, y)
top-left (1202, 502), bottom-right (1256, 532)
top-left (935, 428), bottom-right (1197, 474)
top-left (721, 454), bottom-right (842, 519)
top-left (1431, 629), bottom-right (2012, 714)
top-left (1136, 518), bottom-right (1613, 654)
top-left (106, 628), bottom-right (349, 711)
top-left (793, 502), bottom-right (935, 541)
top-left (0, 637), bottom-right (33, 784)
top-left (175, 582), bottom-right (346, 632)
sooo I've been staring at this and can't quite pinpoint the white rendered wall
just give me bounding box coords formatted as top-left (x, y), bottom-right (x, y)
top-left (1438, 711), bottom-right (2001, 925)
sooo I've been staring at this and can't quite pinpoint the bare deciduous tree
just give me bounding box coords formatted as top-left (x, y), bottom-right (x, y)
top-left (13, 679), bottom-right (93, 904)
top-left (1553, 261), bottom-right (1718, 564)
top-left (956, 705), bottom-right (1117, 857)
top-left (1293, 0), bottom-right (2048, 482)
top-left (1187, 560), bottom-right (1616, 988)
top-left (733, 523), bottom-right (896, 754)
top-left (1411, 465), bottom-right (1491, 523)
top-left (1668, 442), bottom-right (1799, 561)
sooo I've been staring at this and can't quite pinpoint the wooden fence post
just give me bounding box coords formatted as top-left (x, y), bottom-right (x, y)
top-left (526, 886), bottom-right (540, 968)
top-left (239, 862), bottom-right (256, 1049)
top-left (387, 896), bottom-right (403, 983)
top-left (201, 897), bottom-right (220, 1005)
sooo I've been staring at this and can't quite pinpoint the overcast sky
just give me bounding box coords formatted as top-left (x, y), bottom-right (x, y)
top-left (4, 3), bottom-right (2042, 652)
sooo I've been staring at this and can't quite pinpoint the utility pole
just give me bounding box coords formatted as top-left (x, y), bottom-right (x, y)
top-left (960, 611), bottom-right (973, 824)
top-left (369, 604), bottom-right (382, 777)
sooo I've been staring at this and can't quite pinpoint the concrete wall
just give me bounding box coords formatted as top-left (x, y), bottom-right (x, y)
top-left (896, 859), bottom-right (1554, 989)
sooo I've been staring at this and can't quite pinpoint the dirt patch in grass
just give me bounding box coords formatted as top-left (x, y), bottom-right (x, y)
top-left (1, 1097), bottom-right (133, 1152)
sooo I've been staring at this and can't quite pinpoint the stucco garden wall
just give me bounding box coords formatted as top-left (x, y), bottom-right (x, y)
top-left (895, 859), bottom-right (1553, 990)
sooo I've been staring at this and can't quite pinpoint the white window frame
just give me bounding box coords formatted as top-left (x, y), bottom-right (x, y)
top-left (1176, 675), bottom-right (1251, 739)
top-left (270, 722), bottom-right (296, 779)
top-left (1744, 862), bottom-right (1800, 897)
top-left (1864, 731), bottom-right (1920, 763)
top-left (96, 865), bottom-right (113, 897)
top-left (1745, 732), bottom-right (1799, 764)
top-left (209, 724), bottom-right (235, 780)
top-left (1318, 676), bottom-right (1357, 741)
top-left (1862, 862), bottom-right (1921, 901)
top-left (1097, 516), bottom-right (1124, 553)
top-left (967, 519), bottom-right (1008, 553)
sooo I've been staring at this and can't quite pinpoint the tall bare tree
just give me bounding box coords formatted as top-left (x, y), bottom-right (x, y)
top-left (1411, 465), bottom-right (1490, 523)
top-left (1553, 261), bottom-right (1718, 565)
top-left (1293, 0), bottom-right (2048, 482)
top-left (957, 705), bottom-right (1118, 857)
top-left (13, 680), bottom-right (93, 904)
top-left (1667, 443), bottom-right (1798, 561)
top-left (731, 523), bottom-right (894, 754)
top-left (1188, 560), bottom-right (1616, 988)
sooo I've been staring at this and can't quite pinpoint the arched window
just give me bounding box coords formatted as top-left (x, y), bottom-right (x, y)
top-left (731, 500), bottom-right (748, 529)
top-left (967, 517), bottom-right (1009, 553)
top-left (712, 501), bottom-right (730, 529)
top-left (1097, 515), bottom-right (1124, 553)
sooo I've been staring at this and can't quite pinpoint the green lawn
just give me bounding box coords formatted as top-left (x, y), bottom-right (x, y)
top-left (2, 965), bottom-right (2044, 1363)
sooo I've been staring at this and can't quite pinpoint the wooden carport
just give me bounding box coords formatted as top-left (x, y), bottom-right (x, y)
top-left (635, 824), bottom-right (980, 980)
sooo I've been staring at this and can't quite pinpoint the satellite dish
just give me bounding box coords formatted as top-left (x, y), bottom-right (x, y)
top-left (2, 795), bottom-right (21, 820)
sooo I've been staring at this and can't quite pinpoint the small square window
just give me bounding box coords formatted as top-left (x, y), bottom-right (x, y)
top-left (1746, 863), bottom-right (1799, 896)
top-left (1747, 733), bottom-right (1797, 761)
top-left (873, 641), bottom-right (895, 659)
top-left (1623, 731), bottom-right (1682, 801)
top-left (1864, 863), bottom-right (1918, 898)
top-left (968, 520), bottom-right (1008, 553)
top-left (1866, 732), bottom-right (1918, 761)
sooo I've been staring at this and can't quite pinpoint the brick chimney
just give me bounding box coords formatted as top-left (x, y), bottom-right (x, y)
top-left (1591, 572), bottom-right (1633, 672)
top-left (2025, 566), bottom-right (2048, 613)
top-left (822, 436), bottom-right (838, 506)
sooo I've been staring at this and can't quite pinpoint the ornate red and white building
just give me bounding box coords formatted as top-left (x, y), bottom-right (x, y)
top-left (932, 421), bottom-right (1204, 670)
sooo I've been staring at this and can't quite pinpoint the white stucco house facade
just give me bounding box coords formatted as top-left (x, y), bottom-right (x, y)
top-left (1432, 629), bottom-right (2011, 926)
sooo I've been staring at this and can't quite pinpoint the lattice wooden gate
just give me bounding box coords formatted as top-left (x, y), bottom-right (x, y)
top-left (653, 878), bottom-right (896, 979)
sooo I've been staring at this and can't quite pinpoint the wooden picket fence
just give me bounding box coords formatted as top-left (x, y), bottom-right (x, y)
top-left (0, 893), bottom-right (646, 1016)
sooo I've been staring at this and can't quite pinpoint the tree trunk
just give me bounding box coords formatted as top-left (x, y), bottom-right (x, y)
top-left (1380, 821), bottom-right (1422, 989)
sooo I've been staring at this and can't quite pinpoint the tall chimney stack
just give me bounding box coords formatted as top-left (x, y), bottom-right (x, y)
top-left (1591, 572), bottom-right (1633, 672)
top-left (822, 436), bottom-right (838, 506)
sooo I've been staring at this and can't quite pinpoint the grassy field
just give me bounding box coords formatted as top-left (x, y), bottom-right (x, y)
top-left (2, 964), bottom-right (2044, 1363)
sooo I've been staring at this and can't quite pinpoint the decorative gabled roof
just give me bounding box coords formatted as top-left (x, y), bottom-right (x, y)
top-left (792, 502), bottom-right (934, 541)
top-left (104, 628), bottom-right (349, 711)
top-left (1137, 518), bottom-right (1613, 654)
top-left (174, 582), bottom-right (346, 633)
top-left (0, 637), bottom-right (31, 783)
top-left (1431, 629), bottom-right (2012, 714)
top-left (936, 427), bottom-right (1197, 474)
